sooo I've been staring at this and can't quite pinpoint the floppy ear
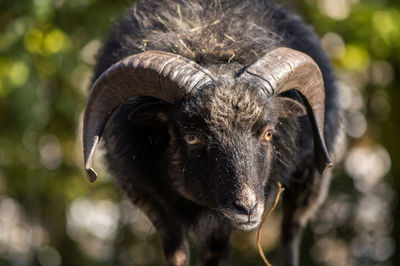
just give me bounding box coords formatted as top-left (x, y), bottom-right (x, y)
top-left (128, 101), bottom-right (171, 127)
top-left (277, 97), bottom-right (307, 119)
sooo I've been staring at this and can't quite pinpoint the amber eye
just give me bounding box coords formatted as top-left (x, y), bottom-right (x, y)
top-left (184, 135), bottom-right (200, 145)
top-left (262, 130), bottom-right (273, 142)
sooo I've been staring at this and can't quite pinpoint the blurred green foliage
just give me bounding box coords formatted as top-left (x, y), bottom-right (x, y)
top-left (0, 0), bottom-right (399, 265)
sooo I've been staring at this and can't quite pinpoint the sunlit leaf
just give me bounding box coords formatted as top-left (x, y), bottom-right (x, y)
top-left (337, 44), bottom-right (370, 70)
top-left (9, 61), bottom-right (30, 87)
top-left (43, 28), bottom-right (70, 55)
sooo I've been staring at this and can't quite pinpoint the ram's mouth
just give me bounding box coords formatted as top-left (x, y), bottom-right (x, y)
top-left (230, 219), bottom-right (261, 231)
top-left (221, 210), bottom-right (263, 232)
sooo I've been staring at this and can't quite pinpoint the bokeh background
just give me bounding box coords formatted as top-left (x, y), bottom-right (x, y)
top-left (1, 0), bottom-right (399, 265)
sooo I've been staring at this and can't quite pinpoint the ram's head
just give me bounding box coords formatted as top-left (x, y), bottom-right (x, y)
top-left (83, 47), bottom-right (332, 231)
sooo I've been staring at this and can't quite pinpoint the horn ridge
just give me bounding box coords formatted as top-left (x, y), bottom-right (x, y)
top-left (242, 47), bottom-right (332, 174)
top-left (83, 51), bottom-right (217, 182)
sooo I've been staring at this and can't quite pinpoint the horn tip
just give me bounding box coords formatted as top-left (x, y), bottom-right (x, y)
top-left (318, 158), bottom-right (334, 175)
top-left (85, 168), bottom-right (98, 183)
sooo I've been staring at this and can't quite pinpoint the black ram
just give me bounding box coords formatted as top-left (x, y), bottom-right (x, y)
top-left (82, 0), bottom-right (341, 265)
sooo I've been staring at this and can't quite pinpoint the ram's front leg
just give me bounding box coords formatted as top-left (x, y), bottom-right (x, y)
top-left (197, 221), bottom-right (232, 266)
top-left (281, 168), bottom-right (332, 266)
top-left (139, 202), bottom-right (190, 266)
top-left (158, 226), bottom-right (190, 266)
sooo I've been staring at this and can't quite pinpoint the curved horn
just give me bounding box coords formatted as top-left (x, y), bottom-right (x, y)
top-left (83, 51), bottom-right (218, 182)
top-left (243, 47), bottom-right (332, 174)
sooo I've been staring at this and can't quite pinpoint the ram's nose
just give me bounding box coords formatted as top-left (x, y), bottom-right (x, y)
top-left (234, 183), bottom-right (260, 215)
top-left (222, 197), bottom-right (264, 231)
top-left (232, 200), bottom-right (258, 216)
top-left (220, 184), bottom-right (265, 231)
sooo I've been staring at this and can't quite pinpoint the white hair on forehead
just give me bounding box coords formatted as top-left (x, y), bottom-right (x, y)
top-left (205, 82), bottom-right (264, 131)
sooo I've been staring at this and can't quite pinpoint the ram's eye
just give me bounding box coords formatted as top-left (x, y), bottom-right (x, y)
top-left (184, 135), bottom-right (200, 145)
top-left (261, 130), bottom-right (273, 143)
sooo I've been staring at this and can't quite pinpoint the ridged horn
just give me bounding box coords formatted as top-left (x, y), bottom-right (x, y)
top-left (243, 47), bottom-right (332, 174)
top-left (83, 50), bottom-right (218, 182)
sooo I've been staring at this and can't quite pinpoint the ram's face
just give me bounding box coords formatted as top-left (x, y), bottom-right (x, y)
top-left (167, 83), bottom-right (300, 231)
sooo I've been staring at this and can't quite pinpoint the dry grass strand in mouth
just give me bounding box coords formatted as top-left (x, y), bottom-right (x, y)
top-left (256, 182), bottom-right (285, 266)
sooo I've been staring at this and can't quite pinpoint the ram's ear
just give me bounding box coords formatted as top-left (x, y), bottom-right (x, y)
top-left (278, 97), bottom-right (307, 119)
top-left (128, 101), bottom-right (171, 127)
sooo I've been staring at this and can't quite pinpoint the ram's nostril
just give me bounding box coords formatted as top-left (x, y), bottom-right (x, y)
top-left (233, 201), bottom-right (258, 216)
